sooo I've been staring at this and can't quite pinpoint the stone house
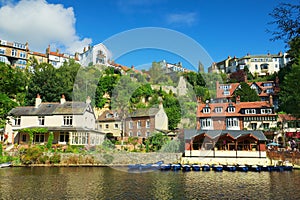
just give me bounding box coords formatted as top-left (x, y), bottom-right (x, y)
top-left (4, 95), bottom-right (105, 146)
top-left (124, 103), bottom-right (168, 138)
top-left (97, 110), bottom-right (122, 139)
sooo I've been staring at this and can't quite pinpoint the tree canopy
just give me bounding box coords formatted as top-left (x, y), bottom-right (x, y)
top-left (233, 82), bottom-right (260, 102)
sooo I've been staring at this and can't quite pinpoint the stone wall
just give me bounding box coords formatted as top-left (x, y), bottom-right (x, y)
top-left (60, 152), bottom-right (182, 165)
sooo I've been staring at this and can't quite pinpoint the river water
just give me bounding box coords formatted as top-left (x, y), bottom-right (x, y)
top-left (0, 167), bottom-right (299, 200)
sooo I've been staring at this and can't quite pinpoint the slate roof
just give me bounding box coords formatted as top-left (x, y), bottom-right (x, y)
top-left (97, 110), bottom-right (122, 122)
top-left (128, 108), bottom-right (160, 118)
top-left (197, 101), bottom-right (275, 117)
top-left (184, 129), bottom-right (267, 141)
top-left (9, 102), bottom-right (89, 116)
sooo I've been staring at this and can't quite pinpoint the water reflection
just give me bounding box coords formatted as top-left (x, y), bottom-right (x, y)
top-left (0, 167), bottom-right (299, 199)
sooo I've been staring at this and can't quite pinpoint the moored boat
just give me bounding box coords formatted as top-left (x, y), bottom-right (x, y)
top-left (191, 164), bottom-right (201, 171)
top-left (237, 165), bottom-right (249, 172)
top-left (201, 164), bottom-right (211, 171)
top-left (160, 163), bottom-right (171, 171)
top-left (171, 163), bottom-right (182, 171)
top-left (182, 164), bottom-right (191, 172)
top-left (212, 164), bottom-right (223, 172)
top-left (223, 165), bottom-right (236, 172)
top-left (0, 162), bottom-right (12, 168)
top-left (249, 165), bottom-right (261, 172)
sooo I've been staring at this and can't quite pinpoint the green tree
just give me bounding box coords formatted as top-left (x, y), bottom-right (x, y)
top-left (0, 93), bottom-right (18, 128)
top-left (268, 3), bottom-right (300, 43)
top-left (233, 82), bottom-right (260, 102)
top-left (147, 132), bottom-right (169, 151)
top-left (279, 57), bottom-right (300, 118)
top-left (127, 136), bottom-right (139, 151)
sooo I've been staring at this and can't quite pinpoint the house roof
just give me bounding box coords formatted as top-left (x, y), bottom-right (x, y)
top-left (278, 114), bottom-right (299, 121)
top-left (128, 108), bottom-right (160, 118)
top-left (184, 129), bottom-right (267, 141)
top-left (97, 110), bottom-right (121, 122)
top-left (9, 102), bottom-right (90, 116)
top-left (216, 81), bottom-right (278, 99)
top-left (197, 101), bottom-right (275, 118)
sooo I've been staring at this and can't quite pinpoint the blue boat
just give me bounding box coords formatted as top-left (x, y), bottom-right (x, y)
top-left (171, 163), bottom-right (182, 171)
top-left (182, 164), bottom-right (191, 172)
top-left (212, 165), bottom-right (223, 172)
top-left (260, 165), bottom-right (274, 172)
top-left (151, 161), bottom-right (164, 170)
top-left (237, 165), bottom-right (249, 172)
top-left (191, 164), bottom-right (201, 171)
top-left (160, 163), bottom-right (171, 171)
top-left (128, 164), bottom-right (141, 170)
top-left (273, 165), bottom-right (284, 172)
top-left (283, 165), bottom-right (293, 171)
top-left (249, 165), bottom-right (261, 172)
top-left (223, 165), bottom-right (237, 172)
top-left (201, 164), bottom-right (211, 171)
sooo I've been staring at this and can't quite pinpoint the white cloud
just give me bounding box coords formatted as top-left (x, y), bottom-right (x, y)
top-left (166, 12), bottom-right (197, 26)
top-left (0, 0), bottom-right (91, 53)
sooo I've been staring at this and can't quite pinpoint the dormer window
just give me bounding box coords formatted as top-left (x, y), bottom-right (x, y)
top-left (261, 109), bottom-right (272, 114)
top-left (245, 109), bottom-right (256, 114)
top-left (215, 107), bottom-right (223, 113)
top-left (228, 107), bottom-right (235, 113)
top-left (203, 107), bottom-right (210, 113)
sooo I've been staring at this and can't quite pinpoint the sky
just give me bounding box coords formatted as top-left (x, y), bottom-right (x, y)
top-left (0, 0), bottom-right (297, 71)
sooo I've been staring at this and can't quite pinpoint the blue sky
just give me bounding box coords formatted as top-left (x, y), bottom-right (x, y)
top-left (0, 0), bottom-right (296, 71)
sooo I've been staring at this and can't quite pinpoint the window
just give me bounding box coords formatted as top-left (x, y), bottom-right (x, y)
top-left (11, 49), bottom-right (17, 57)
top-left (223, 90), bottom-right (230, 96)
top-left (201, 118), bottom-right (212, 129)
top-left (71, 132), bottom-right (88, 145)
top-left (38, 116), bottom-right (45, 125)
top-left (215, 107), bottom-right (223, 113)
top-left (263, 82), bottom-right (273, 87)
top-left (266, 89), bottom-right (273, 94)
top-left (203, 107), bottom-right (210, 113)
top-left (245, 109), bottom-right (256, 114)
top-left (15, 117), bottom-right (21, 126)
top-left (255, 64), bottom-right (258, 70)
top-left (129, 121), bottom-right (133, 129)
top-left (146, 131), bottom-right (150, 137)
top-left (129, 131), bottom-right (133, 137)
top-left (114, 123), bottom-right (119, 129)
top-left (137, 120), bottom-right (141, 129)
top-left (220, 85), bottom-right (231, 90)
top-left (137, 131), bottom-right (141, 137)
top-left (34, 133), bottom-right (45, 143)
top-left (63, 115), bottom-right (73, 126)
top-left (261, 109), bottom-right (272, 114)
top-left (22, 134), bottom-right (26, 142)
top-left (228, 107), bottom-right (235, 113)
top-left (146, 120), bottom-right (150, 128)
top-left (251, 123), bottom-right (257, 130)
top-left (226, 118), bottom-right (239, 128)
top-left (105, 124), bottom-right (109, 129)
top-left (59, 132), bottom-right (69, 143)
top-left (263, 123), bottom-right (269, 129)
top-left (0, 48), bottom-right (5, 54)
top-left (19, 52), bottom-right (26, 58)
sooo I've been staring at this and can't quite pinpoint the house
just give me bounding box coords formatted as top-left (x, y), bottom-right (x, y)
top-left (0, 38), bottom-right (29, 69)
top-left (276, 114), bottom-right (300, 146)
top-left (4, 95), bottom-right (105, 146)
top-left (97, 110), bottom-right (122, 139)
top-left (78, 43), bottom-right (111, 67)
top-left (46, 45), bottom-right (79, 68)
top-left (184, 129), bottom-right (267, 158)
top-left (196, 96), bottom-right (277, 134)
top-left (215, 79), bottom-right (280, 109)
top-left (208, 52), bottom-right (290, 76)
top-left (124, 103), bottom-right (168, 138)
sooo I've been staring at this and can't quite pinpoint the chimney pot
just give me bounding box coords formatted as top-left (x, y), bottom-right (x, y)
top-left (60, 94), bottom-right (66, 104)
top-left (35, 94), bottom-right (42, 108)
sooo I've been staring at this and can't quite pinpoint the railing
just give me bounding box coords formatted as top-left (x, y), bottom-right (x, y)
top-left (185, 150), bottom-right (266, 158)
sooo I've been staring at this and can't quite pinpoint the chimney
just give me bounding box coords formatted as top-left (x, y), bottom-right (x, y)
top-left (131, 65), bottom-right (135, 70)
top-left (35, 94), bottom-right (42, 108)
top-left (197, 96), bottom-right (202, 104)
top-left (158, 97), bottom-right (163, 109)
top-left (86, 96), bottom-right (91, 104)
top-left (269, 95), bottom-right (273, 107)
top-left (236, 95), bottom-right (240, 104)
top-left (46, 45), bottom-right (50, 55)
top-left (60, 94), bottom-right (66, 104)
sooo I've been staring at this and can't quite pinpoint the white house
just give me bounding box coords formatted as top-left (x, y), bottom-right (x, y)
top-left (4, 95), bottom-right (105, 146)
top-left (78, 43), bottom-right (112, 67)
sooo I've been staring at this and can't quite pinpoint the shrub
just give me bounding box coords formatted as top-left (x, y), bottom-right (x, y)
top-left (49, 153), bottom-right (61, 164)
top-left (38, 155), bottom-right (50, 164)
top-left (47, 132), bottom-right (54, 149)
top-left (20, 146), bottom-right (43, 165)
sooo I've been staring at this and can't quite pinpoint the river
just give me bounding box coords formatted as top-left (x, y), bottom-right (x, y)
top-left (0, 167), bottom-right (299, 199)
